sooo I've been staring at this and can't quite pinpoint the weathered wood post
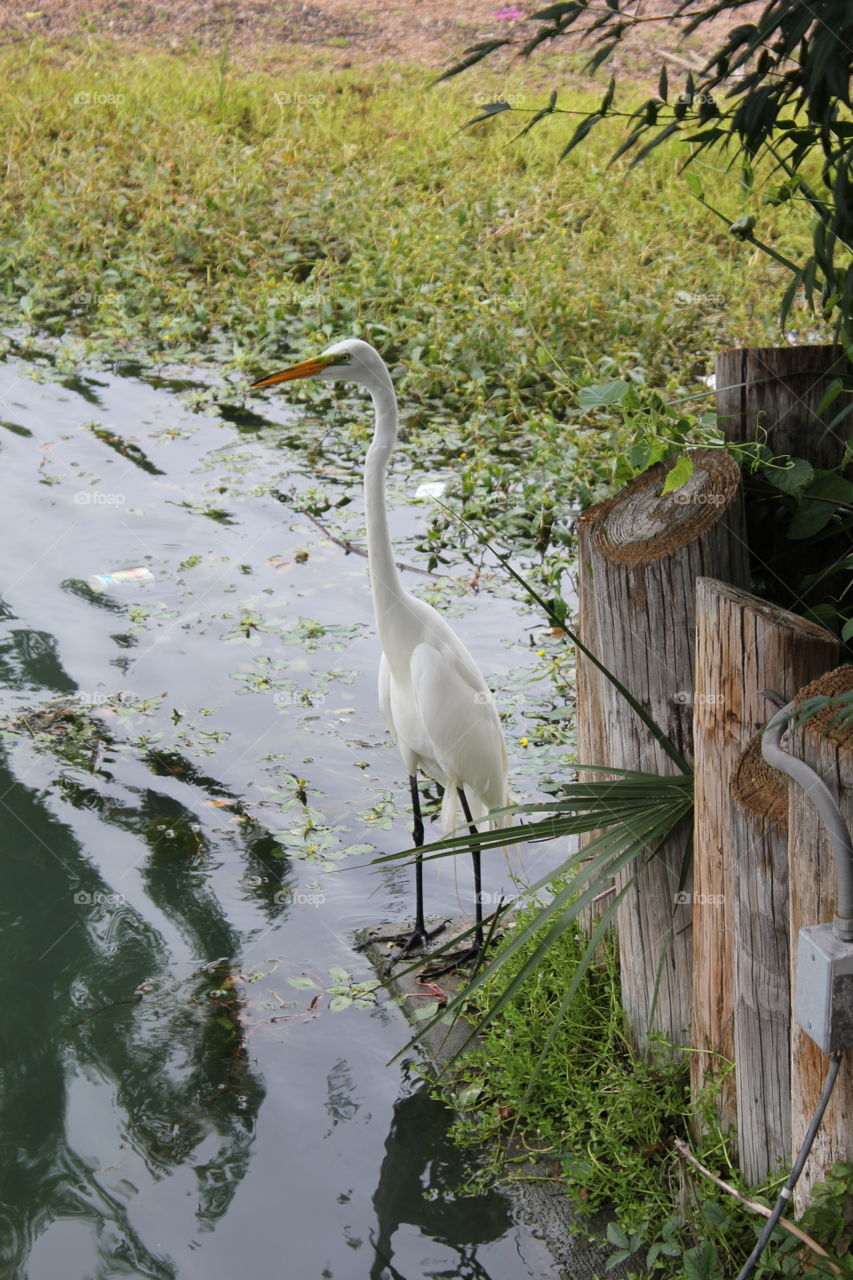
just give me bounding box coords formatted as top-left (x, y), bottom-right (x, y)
top-left (716, 346), bottom-right (853, 466)
top-left (730, 738), bottom-right (791, 1182)
top-left (691, 580), bottom-right (839, 1167)
top-left (576, 450), bottom-right (748, 1052)
top-left (787, 666), bottom-right (853, 1213)
top-left (715, 345), bottom-right (853, 613)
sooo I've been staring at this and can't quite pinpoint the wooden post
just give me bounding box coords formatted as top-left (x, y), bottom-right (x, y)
top-left (692, 581), bottom-right (838, 1152)
top-left (576, 450), bottom-right (748, 1052)
top-left (715, 345), bottom-right (853, 467)
top-left (715, 345), bottom-right (853, 614)
top-left (729, 739), bottom-right (791, 1184)
top-left (788, 666), bottom-right (853, 1213)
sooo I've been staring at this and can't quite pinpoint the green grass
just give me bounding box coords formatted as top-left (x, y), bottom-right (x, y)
top-left (446, 898), bottom-right (853, 1278)
top-left (448, 914), bottom-right (691, 1225)
top-left (0, 39), bottom-right (820, 586)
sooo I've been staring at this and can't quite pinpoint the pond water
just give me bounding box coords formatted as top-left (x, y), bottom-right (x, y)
top-left (0, 345), bottom-right (571, 1280)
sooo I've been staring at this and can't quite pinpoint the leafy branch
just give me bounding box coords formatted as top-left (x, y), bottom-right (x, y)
top-left (438, 0), bottom-right (853, 341)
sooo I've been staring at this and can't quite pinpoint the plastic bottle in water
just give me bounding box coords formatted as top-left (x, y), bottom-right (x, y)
top-left (88, 567), bottom-right (155, 594)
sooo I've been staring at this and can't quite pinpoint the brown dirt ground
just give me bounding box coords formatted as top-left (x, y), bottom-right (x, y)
top-left (0, 0), bottom-right (540, 68)
top-left (0, 0), bottom-right (757, 78)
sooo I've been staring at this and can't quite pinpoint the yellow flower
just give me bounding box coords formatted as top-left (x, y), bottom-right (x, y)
top-left (520, 736), bottom-right (529, 748)
top-left (536, 649), bottom-right (545, 657)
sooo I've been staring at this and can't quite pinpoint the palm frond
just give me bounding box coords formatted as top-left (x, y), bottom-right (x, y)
top-left (387, 776), bottom-right (693, 1064)
top-left (370, 772), bottom-right (692, 868)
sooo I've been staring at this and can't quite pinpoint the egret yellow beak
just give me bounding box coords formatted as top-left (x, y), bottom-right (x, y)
top-left (250, 354), bottom-right (338, 389)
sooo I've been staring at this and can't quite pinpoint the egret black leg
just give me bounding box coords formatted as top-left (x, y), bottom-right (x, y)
top-left (411, 774), bottom-right (426, 935)
top-left (420, 787), bottom-right (497, 979)
top-left (458, 789), bottom-right (484, 952)
top-left (377, 775), bottom-right (446, 970)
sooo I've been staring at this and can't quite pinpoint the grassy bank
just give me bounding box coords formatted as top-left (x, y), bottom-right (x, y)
top-left (0, 39), bottom-right (817, 582)
top-left (447, 902), bottom-right (853, 1278)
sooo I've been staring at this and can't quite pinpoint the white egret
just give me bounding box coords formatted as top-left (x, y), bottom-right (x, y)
top-left (251, 338), bottom-right (510, 970)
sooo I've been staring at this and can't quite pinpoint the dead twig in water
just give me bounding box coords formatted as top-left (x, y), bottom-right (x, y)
top-left (271, 489), bottom-right (437, 578)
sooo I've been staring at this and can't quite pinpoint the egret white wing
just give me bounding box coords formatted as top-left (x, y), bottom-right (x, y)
top-left (408, 639), bottom-right (508, 826)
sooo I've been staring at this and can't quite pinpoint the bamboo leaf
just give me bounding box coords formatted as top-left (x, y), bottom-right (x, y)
top-left (600, 76), bottom-right (616, 115)
top-left (433, 40), bottom-right (512, 84)
top-left (608, 125), bottom-right (647, 166)
top-left (529, 1), bottom-right (582, 19)
top-left (629, 122), bottom-right (682, 168)
top-left (458, 100), bottom-right (513, 132)
top-left (559, 112), bottom-right (603, 161)
top-left (514, 89), bottom-right (558, 139)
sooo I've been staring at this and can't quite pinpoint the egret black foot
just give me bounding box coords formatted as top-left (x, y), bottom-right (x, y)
top-left (420, 936), bottom-right (500, 980)
top-left (356, 921), bottom-right (442, 952)
top-left (380, 921), bottom-right (448, 974)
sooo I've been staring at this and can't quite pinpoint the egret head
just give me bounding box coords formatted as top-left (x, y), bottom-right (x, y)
top-left (251, 338), bottom-right (388, 392)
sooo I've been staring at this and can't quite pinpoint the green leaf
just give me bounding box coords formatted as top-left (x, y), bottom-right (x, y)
top-left (328, 965), bottom-right (351, 982)
top-left (660, 454), bottom-right (694, 494)
top-left (514, 89), bottom-right (558, 139)
top-left (578, 379), bottom-right (630, 409)
top-left (387, 786), bottom-right (693, 1069)
top-left (788, 472), bottom-right (853, 539)
top-left (410, 1001), bottom-right (441, 1021)
top-left (329, 995), bottom-right (353, 1012)
top-left (683, 1240), bottom-right (719, 1280)
top-left (761, 456), bottom-right (814, 496)
top-left (701, 1198), bottom-right (731, 1228)
top-left (287, 975), bottom-right (319, 989)
top-left (684, 126), bottom-right (726, 148)
top-left (787, 504), bottom-right (836, 540)
top-left (606, 1222), bottom-right (631, 1249)
top-left (609, 124), bottom-right (647, 166)
top-left (586, 39), bottom-right (620, 73)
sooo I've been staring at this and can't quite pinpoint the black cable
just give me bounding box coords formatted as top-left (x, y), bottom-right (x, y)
top-left (735, 1049), bottom-right (843, 1280)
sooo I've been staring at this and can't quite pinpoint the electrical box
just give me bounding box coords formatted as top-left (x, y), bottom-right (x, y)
top-left (796, 924), bottom-right (853, 1052)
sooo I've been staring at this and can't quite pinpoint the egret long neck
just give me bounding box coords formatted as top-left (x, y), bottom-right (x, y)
top-left (364, 381), bottom-right (406, 640)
